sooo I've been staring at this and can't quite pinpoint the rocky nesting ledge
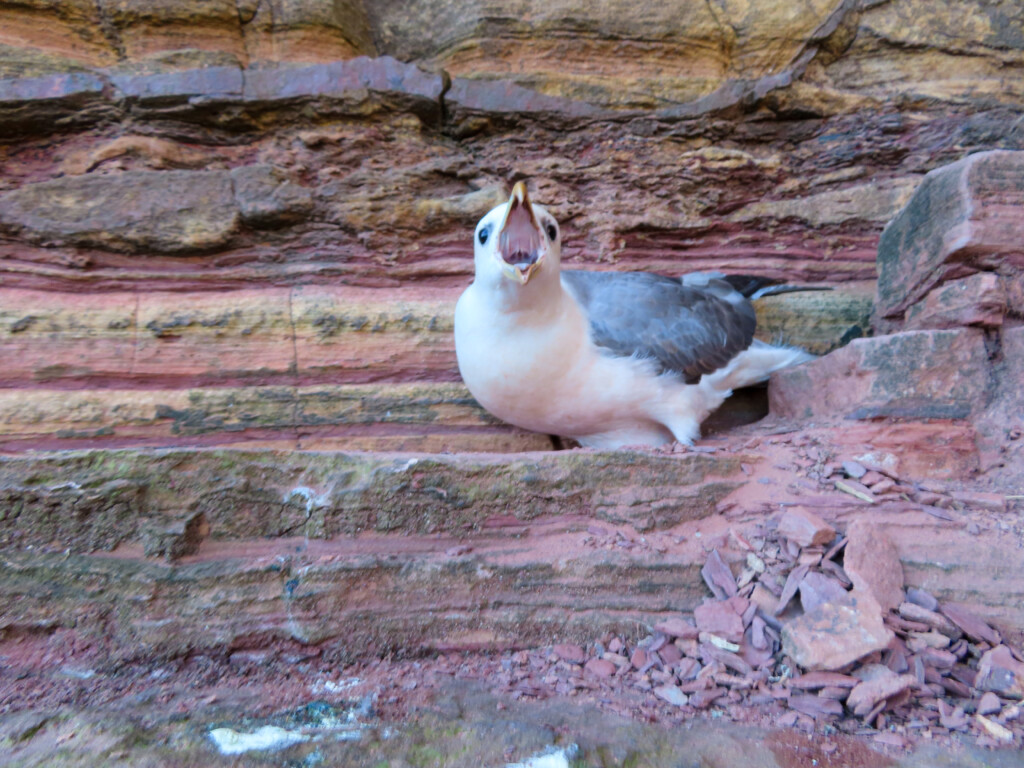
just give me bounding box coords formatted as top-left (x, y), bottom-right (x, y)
top-left (1, 1), bottom-right (1024, 764)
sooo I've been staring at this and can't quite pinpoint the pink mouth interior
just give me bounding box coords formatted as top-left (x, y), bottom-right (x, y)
top-left (499, 203), bottom-right (542, 270)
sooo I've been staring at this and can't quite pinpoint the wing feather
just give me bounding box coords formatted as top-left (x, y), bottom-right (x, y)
top-left (561, 270), bottom-right (756, 384)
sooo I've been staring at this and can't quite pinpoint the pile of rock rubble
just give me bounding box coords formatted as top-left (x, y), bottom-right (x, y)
top-left (494, 475), bottom-right (1022, 750)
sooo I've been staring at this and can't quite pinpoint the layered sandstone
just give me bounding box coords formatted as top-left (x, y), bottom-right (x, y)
top-left (1, 0), bottom-right (1023, 717)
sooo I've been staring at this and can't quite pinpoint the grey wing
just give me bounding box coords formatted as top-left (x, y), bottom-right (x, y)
top-left (561, 270), bottom-right (756, 384)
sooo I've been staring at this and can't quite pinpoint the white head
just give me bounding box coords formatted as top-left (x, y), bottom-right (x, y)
top-left (472, 182), bottom-right (562, 293)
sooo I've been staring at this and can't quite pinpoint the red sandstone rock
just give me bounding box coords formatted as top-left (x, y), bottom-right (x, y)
top-left (948, 491), bottom-right (1007, 513)
top-left (941, 603), bottom-right (1002, 645)
top-left (700, 549), bottom-right (738, 599)
top-left (585, 658), bottom-right (617, 678)
top-left (898, 603), bottom-right (962, 640)
top-left (781, 591), bottom-right (893, 672)
top-left (876, 150), bottom-right (1024, 322)
top-left (630, 648), bottom-right (649, 670)
top-left (777, 509), bottom-right (835, 548)
top-left (790, 694), bottom-right (843, 719)
top-left (906, 588), bottom-right (939, 612)
top-left (653, 617), bottom-right (699, 639)
top-left (903, 273), bottom-right (1007, 331)
top-left (688, 687), bottom-right (726, 709)
top-left (798, 572), bottom-right (849, 613)
top-left (842, 519), bottom-right (905, 613)
top-left (552, 643), bottom-right (585, 664)
top-left (653, 684), bottom-right (689, 707)
top-left (694, 600), bottom-right (745, 644)
top-left (977, 691), bottom-right (1002, 715)
top-left (774, 564), bottom-right (810, 616)
top-left (769, 329), bottom-right (992, 424)
top-left (845, 665), bottom-right (918, 717)
top-left (658, 643), bottom-right (683, 665)
top-left (841, 460), bottom-right (867, 479)
top-left (976, 646), bottom-right (1024, 699)
top-left (0, 170), bottom-right (242, 253)
top-left (788, 671), bottom-right (858, 690)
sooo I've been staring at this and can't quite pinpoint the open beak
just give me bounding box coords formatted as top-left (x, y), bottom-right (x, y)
top-left (497, 181), bottom-right (545, 285)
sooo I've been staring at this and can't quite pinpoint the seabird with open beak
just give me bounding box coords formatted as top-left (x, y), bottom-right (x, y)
top-left (454, 182), bottom-right (815, 449)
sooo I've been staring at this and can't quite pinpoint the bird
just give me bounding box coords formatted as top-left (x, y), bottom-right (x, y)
top-left (454, 182), bottom-right (816, 449)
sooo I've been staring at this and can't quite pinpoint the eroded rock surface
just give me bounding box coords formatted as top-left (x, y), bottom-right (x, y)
top-left (876, 150), bottom-right (1024, 325)
top-left (2, 2), bottom-right (1024, 760)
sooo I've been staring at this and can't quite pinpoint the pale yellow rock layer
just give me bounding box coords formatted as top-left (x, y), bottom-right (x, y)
top-left (0, 285), bottom-right (871, 383)
top-left (0, 382), bottom-right (565, 455)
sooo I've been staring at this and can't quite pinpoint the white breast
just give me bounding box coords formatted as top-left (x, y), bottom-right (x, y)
top-left (454, 281), bottom-right (707, 446)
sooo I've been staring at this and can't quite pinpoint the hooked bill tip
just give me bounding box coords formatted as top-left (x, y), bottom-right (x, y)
top-left (509, 181), bottom-right (529, 206)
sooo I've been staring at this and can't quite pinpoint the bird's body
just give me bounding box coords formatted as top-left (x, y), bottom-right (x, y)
top-left (454, 183), bottom-right (814, 449)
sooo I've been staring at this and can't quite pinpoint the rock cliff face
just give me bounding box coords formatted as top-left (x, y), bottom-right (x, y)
top-left (2, 0), bottom-right (1022, 453)
top-left (1, 2), bottom-right (1023, 744)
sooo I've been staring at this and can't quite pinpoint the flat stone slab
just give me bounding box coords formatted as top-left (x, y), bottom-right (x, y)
top-left (904, 273), bottom-right (1007, 331)
top-left (0, 448), bottom-right (743, 551)
top-left (0, 166), bottom-right (314, 254)
top-left (241, 56), bottom-right (443, 118)
top-left (769, 328), bottom-right (992, 422)
top-left (781, 591), bottom-right (893, 671)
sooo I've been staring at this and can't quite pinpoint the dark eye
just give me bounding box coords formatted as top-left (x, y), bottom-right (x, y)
top-left (545, 221), bottom-right (558, 241)
top-left (478, 225), bottom-right (490, 245)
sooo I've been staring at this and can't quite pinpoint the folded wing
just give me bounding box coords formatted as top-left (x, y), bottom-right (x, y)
top-left (561, 270), bottom-right (757, 384)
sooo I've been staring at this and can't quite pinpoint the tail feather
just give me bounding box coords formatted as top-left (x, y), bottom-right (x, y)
top-left (713, 274), bottom-right (833, 300)
top-left (707, 339), bottom-right (815, 392)
top-left (748, 284), bottom-right (834, 300)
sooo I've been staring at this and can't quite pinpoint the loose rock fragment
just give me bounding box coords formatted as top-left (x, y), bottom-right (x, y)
top-left (843, 520), bottom-right (905, 612)
top-left (790, 694), bottom-right (844, 719)
top-left (949, 490), bottom-right (1007, 513)
top-left (898, 602), bottom-right (962, 639)
top-left (781, 591), bottom-right (893, 671)
top-left (658, 643), bottom-right (682, 665)
top-left (798, 571), bottom-right (849, 613)
top-left (630, 648), bottom-right (648, 670)
top-left (788, 671), bottom-right (859, 690)
top-left (653, 684), bottom-right (688, 707)
top-left (976, 714), bottom-right (1014, 742)
top-left (905, 631), bottom-right (951, 652)
top-left (906, 587), bottom-right (939, 612)
top-left (976, 646), bottom-right (1024, 699)
top-left (701, 548), bottom-right (738, 599)
top-left (777, 509), bottom-right (835, 548)
top-left (584, 658), bottom-right (616, 678)
top-left (941, 603), bottom-right (1001, 645)
top-left (977, 691), bottom-right (1002, 716)
top-left (938, 700), bottom-right (969, 731)
top-left (841, 460), bottom-right (867, 479)
top-left (774, 564), bottom-right (810, 616)
top-left (694, 600), bottom-right (744, 644)
top-left (552, 643), bottom-right (585, 664)
top-left (845, 666), bottom-right (918, 717)
top-left (700, 633), bottom-right (740, 653)
top-left (652, 617), bottom-right (699, 639)
top-left (835, 479), bottom-right (876, 503)
top-left (688, 687), bottom-right (726, 709)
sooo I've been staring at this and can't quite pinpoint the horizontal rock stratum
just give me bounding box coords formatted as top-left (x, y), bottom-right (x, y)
top-left (1, 6), bottom-right (1024, 756)
top-left (0, 447), bottom-right (1021, 663)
